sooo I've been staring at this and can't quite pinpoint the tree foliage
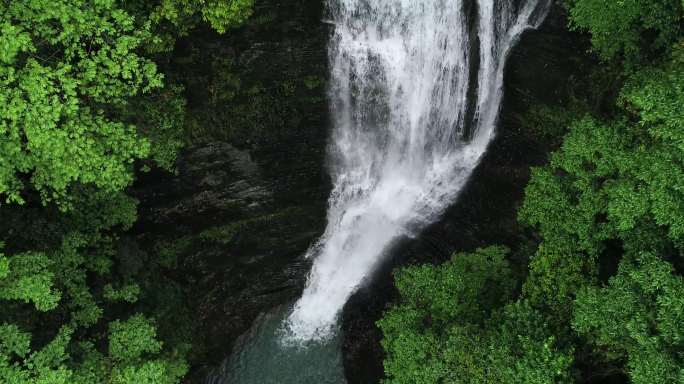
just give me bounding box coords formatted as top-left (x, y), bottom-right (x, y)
top-left (0, 0), bottom-right (255, 206)
top-left (567, 0), bottom-right (682, 62)
top-left (519, 40), bottom-right (684, 383)
top-left (0, 1), bottom-right (254, 383)
top-left (0, 315), bottom-right (186, 384)
top-left (380, 1), bottom-right (684, 383)
top-left (379, 247), bottom-right (573, 384)
top-left (573, 252), bottom-right (684, 384)
top-left (151, 0), bottom-right (254, 34)
top-left (0, 0), bottom-right (160, 206)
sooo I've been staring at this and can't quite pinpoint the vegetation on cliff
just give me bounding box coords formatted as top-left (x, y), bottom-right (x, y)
top-left (379, 1), bottom-right (684, 383)
top-left (0, 1), bottom-right (252, 382)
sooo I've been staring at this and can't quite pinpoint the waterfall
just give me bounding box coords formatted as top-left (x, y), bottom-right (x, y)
top-left (284, 0), bottom-right (551, 343)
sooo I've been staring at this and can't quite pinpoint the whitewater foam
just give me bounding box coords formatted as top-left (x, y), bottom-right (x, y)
top-left (284, 0), bottom-right (551, 343)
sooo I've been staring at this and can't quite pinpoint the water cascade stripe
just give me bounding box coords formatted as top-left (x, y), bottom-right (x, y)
top-left (284, 0), bottom-right (551, 344)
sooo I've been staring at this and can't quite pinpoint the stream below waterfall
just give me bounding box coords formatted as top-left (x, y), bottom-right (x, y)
top-left (204, 306), bottom-right (347, 384)
top-left (204, 0), bottom-right (550, 381)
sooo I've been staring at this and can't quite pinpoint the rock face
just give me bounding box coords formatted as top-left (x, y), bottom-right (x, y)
top-left (132, 0), bottom-right (332, 381)
top-left (339, 4), bottom-right (598, 383)
top-left (133, 141), bottom-right (328, 380)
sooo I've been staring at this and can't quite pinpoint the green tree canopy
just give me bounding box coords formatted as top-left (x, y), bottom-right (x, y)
top-left (0, 1), bottom-right (254, 383)
top-left (0, 0), bottom-right (161, 206)
top-left (519, 41), bottom-right (684, 310)
top-left (567, 0), bottom-right (682, 62)
top-left (379, 247), bottom-right (573, 384)
top-left (380, 2), bottom-right (684, 382)
top-left (0, 0), bottom-right (255, 207)
top-left (573, 252), bottom-right (684, 384)
top-left (151, 0), bottom-right (254, 34)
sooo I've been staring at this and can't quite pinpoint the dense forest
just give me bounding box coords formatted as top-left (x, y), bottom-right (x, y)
top-left (379, 1), bottom-right (684, 383)
top-left (0, 0), bottom-right (682, 384)
top-left (0, 1), bottom-right (256, 382)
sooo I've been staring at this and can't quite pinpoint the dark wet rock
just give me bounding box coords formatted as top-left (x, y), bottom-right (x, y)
top-left (133, 137), bottom-right (327, 378)
top-left (131, 0), bottom-right (331, 382)
top-left (133, 140), bottom-right (327, 382)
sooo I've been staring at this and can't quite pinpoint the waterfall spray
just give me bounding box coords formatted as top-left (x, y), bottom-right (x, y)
top-left (284, 0), bottom-right (550, 343)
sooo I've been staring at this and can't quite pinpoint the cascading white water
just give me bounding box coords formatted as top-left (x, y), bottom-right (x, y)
top-left (285, 0), bottom-right (550, 343)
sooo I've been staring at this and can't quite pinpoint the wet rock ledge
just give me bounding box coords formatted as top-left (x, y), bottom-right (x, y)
top-left (132, 0), bottom-right (332, 381)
